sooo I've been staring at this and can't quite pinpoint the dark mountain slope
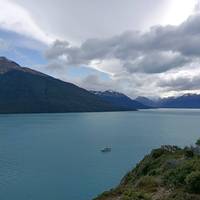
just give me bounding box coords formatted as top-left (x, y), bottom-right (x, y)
top-left (135, 96), bottom-right (158, 108)
top-left (91, 90), bottom-right (150, 109)
top-left (0, 57), bottom-right (125, 113)
top-left (159, 94), bottom-right (200, 108)
top-left (135, 94), bottom-right (200, 109)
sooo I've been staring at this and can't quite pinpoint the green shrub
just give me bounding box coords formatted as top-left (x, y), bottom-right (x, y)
top-left (122, 190), bottom-right (151, 200)
top-left (195, 138), bottom-right (200, 146)
top-left (151, 149), bottom-right (166, 159)
top-left (185, 171), bottom-right (200, 193)
top-left (184, 148), bottom-right (194, 158)
top-left (163, 166), bottom-right (192, 187)
top-left (195, 139), bottom-right (200, 146)
top-left (136, 176), bottom-right (158, 192)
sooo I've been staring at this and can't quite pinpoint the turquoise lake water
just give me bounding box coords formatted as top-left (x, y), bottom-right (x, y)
top-left (0, 109), bottom-right (200, 200)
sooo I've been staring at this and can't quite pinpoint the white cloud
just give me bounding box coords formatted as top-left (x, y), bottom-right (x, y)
top-left (89, 59), bottom-right (125, 76)
top-left (162, 0), bottom-right (197, 25)
top-left (0, 0), bottom-right (54, 44)
top-left (46, 13), bottom-right (200, 75)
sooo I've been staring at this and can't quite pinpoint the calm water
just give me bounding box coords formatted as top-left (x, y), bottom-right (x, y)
top-left (0, 109), bottom-right (200, 200)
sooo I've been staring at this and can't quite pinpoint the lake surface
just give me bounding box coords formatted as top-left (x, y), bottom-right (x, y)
top-left (0, 109), bottom-right (200, 200)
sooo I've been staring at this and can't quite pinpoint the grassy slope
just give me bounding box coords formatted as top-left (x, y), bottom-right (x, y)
top-left (94, 143), bottom-right (200, 200)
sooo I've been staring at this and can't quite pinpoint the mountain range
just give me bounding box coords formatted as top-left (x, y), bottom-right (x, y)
top-left (91, 90), bottom-right (150, 109)
top-left (92, 91), bottom-right (200, 109)
top-left (1, 56), bottom-right (200, 114)
top-left (135, 96), bottom-right (158, 108)
top-left (0, 57), bottom-right (133, 114)
top-left (135, 94), bottom-right (200, 108)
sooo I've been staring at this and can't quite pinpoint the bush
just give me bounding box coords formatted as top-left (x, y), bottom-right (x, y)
top-left (151, 148), bottom-right (166, 159)
top-left (136, 176), bottom-right (158, 192)
top-left (195, 139), bottom-right (200, 146)
top-left (184, 148), bottom-right (194, 158)
top-left (122, 190), bottom-right (151, 200)
top-left (163, 165), bottom-right (192, 187)
top-left (185, 171), bottom-right (200, 193)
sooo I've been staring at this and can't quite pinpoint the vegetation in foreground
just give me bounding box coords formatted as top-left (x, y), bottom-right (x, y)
top-left (94, 139), bottom-right (200, 200)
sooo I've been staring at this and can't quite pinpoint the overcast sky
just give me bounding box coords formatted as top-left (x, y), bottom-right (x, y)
top-left (0, 0), bottom-right (200, 98)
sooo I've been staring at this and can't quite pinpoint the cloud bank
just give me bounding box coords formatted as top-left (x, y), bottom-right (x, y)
top-left (45, 12), bottom-right (200, 97)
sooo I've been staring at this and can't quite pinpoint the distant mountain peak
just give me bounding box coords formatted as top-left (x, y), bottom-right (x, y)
top-left (135, 96), bottom-right (158, 107)
top-left (104, 90), bottom-right (125, 96)
top-left (91, 90), bottom-right (150, 109)
top-left (0, 56), bottom-right (21, 74)
top-left (136, 96), bottom-right (151, 101)
top-left (0, 56), bottom-right (20, 65)
top-left (91, 90), bottom-right (125, 97)
top-left (135, 93), bottom-right (200, 108)
top-left (0, 56), bottom-right (47, 77)
top-left (0, 56), bottom-right (7, 60)
top-left (0, 57), bottom-right (126, 114)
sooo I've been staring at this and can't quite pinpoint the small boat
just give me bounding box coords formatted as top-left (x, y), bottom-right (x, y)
top-left (101, 147), bottom-right (112, 153)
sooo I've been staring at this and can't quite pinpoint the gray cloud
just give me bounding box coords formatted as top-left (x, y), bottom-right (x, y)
top-left (158, 74), bottom-right (200, 91)
top-left (124, 51), bottom-right (190, 74)
top-left (46, 13), bottom-right (200, 75)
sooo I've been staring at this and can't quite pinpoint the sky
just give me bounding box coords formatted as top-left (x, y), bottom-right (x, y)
top-left (0, 0), bottom-right (200, 98)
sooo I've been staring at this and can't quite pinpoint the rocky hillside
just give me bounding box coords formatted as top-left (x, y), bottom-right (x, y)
top-left (94, 140), bottom-right (200, 200)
